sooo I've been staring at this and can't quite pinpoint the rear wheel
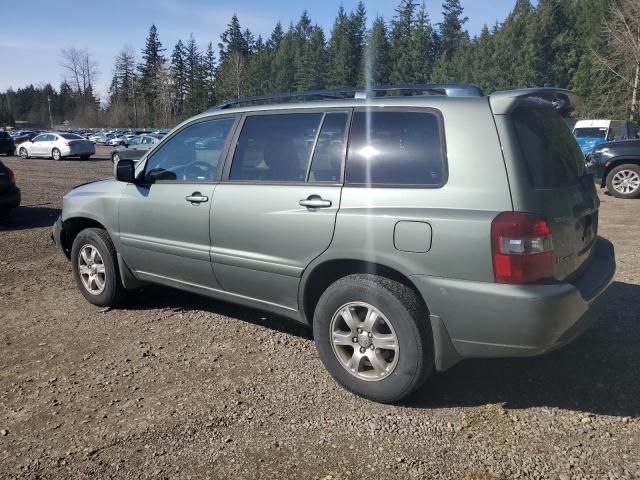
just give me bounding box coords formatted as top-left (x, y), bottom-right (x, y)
top-left (71, 228), bottom-right (126, 307)
top-left (52, 148), bottom-right (62, 161)
top-left (0, 209), bottom-right (10, 224)
top-left (80, 155), bottom-right (90, 160)
top-left (313, 274), bottom-right (434, 403)
top-left (606, 164), bottom-right (640, 199)
top-left (19, 147), bottom-right (29, 159)
top-left (112, 153), bottom-right (120, 163)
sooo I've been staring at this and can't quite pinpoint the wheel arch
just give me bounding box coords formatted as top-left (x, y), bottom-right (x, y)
top-left (299, 257), bottom-right (462, 372)
top-left (299, 258), bottom-right (426, 327)
top-left (59, 216), bottom-right (108, 258)
top-left (602, 157), bottom-right (640, 186)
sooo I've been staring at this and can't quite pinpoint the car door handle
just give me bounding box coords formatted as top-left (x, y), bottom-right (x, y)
top-left (186, 192), bottom-right (209, 204)
top-left (299, 195), bottom-right (332, 209)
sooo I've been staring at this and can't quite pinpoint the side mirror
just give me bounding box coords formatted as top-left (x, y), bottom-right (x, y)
top-left (115, 159), bottom-right (136, 183)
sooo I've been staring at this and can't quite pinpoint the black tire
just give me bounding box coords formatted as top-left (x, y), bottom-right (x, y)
top-left (52, 148), bottom-right (62, 161)
top-left (80, 155), bottom-right (90, 160)
top-left (606, 164), bottom-right (640, 199)
top-left (19, 147), bottom-right (29, 159)
top-left (71, 228), bottom-right (127, 307)
top-left (313, 274), bottom-right (434, 403)
top-left (0, 209), bottom-right (10, 224)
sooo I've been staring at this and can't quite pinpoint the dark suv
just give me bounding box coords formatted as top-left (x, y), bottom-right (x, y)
top-left (587, 140), bottom-right (640, 199)
top-left (0, 131), bottom-right (15, 156)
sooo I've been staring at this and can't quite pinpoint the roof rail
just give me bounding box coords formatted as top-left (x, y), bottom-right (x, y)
top-left (208, 83), bottom-right (483, 111)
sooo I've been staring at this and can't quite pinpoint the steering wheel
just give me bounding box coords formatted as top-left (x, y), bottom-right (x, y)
top-left (184, 160), bottom-right (215, 180)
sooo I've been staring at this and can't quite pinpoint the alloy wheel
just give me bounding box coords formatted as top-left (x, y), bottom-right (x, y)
top-left (330, 302), bottom-right (399, 381)
top-left (77, 244), bottom-right (106, 295)
top-left (612, 169), bottom-right (640, 195)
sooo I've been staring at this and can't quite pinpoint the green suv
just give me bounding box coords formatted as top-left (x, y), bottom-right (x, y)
top-left (53, 85), bottom-right (616, 403)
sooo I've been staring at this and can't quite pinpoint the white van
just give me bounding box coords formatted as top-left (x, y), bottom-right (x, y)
top-left (573, 119), bottom-right (635, 155)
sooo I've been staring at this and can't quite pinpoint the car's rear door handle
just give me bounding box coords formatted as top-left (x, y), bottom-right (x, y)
top-left (186, 192), bottom-right (209, 204)
top-left (299, 195), bottom-right (332, 209)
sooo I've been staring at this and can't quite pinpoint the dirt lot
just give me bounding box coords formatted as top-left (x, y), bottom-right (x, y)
top-left (0, 147), bottom-right (639, 480)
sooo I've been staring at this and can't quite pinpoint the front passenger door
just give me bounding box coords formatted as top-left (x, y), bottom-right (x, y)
top-left (118, 117), bottom-right (237, 289)
top-left (30, 134), bottom-right (47, 156)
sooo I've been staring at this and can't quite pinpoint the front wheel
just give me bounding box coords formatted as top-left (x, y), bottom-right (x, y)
top-left (52, 148), bottom-right (62, 161)
top-left (19, 147), bottom-right (29, 159)
top-left (606, 164), bottom-right (640, 199)
top-left (313, 274), bottom-right (434, 403)
top-left (112, 153), bottom-right (120, 163)
top-left (71, 228), bottom-right (126, 307)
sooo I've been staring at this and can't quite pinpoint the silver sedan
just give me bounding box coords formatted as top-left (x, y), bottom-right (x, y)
top-left (17, 133), bottom-right (96, 160)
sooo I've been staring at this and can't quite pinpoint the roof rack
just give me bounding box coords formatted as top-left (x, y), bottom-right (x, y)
top-left (208, 83), bottom-right (483, 111)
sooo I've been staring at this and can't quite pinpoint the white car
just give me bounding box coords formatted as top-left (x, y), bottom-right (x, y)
top-left (17, 132), bottom-right (96, 160)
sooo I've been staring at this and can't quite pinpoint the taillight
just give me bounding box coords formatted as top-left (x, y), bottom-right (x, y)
top-left (491, 212), bottom-right (554, 284)
top-left (7, 169), bottom-right (16, 185)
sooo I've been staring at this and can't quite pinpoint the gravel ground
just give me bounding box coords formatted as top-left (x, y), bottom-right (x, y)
top-left (0, 147), bottom-right (639, 480)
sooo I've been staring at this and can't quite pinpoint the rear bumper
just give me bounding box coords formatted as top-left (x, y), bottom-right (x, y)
top-left (413, 237), bottom-right (616, 368)
top-left (62, 145), bottom-right (95, 157)
top-left (0, 187), bottom-right (21, 210)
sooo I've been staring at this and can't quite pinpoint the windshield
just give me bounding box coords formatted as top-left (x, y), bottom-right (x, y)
top-left (573, 127), bottom-right (607, 139)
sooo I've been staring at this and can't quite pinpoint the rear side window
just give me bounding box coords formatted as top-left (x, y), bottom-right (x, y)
top-left (230, 113), bottom-right (323, 182)
top-left (512, 106), bottom-right (585, 189)
top-left (346, 111), bottom-right (445, 186)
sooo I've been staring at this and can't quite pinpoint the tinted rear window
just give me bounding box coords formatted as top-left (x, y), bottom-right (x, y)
top-left (60, 133), bottom-right (83, 140)
top-left (512, 105), bottom-right (585, 188)
top-left (346, 111), bottom-right (445, 186)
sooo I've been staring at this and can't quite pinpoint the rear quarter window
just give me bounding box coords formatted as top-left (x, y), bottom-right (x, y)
top-left (346, 110), bottom-right (445, 186)
top-left (512, 105), bottom-right (585, 189)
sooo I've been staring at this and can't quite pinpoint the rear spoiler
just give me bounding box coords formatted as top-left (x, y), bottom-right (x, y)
top-left (489, 88), bottom-right (580, 117)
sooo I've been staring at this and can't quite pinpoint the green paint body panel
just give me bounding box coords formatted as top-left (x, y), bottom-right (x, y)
top-left (56, 89), bottom-right (616, 371)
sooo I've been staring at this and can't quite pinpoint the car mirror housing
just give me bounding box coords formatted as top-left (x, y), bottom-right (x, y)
top-left (115, 159), bottom-right (136, 183)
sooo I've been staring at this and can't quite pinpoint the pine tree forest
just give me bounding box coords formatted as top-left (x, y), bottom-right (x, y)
top-left (1, 0), bottom-right (639, 128)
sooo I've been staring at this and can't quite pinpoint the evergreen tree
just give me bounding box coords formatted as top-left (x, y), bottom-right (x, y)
top-left (267, 22), bottom-right (284, 50)
top-left (138, 24), bottom-right (166, 125)
top-left (438, 0), bottom-right (469, 58)
top-left (171, 40), bottom-right (187, 116)
top-left (327, 5), bottom-right (365, 87)
top-left (218, 14), bottom-right (248, 60)
top-left (295, 26), bottom-right (328, 90)
top-left (364, 16), bottom-right (391, 86)
top-left (390, 0), bottom-right (418, 83)
top-left (409, 3), bottom-right (435, 82)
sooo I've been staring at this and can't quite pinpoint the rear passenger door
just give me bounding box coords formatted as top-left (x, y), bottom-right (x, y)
top-left (211, 110), bottom-right (350, 310)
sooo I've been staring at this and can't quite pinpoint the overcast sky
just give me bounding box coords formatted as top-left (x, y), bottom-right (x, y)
top-left (0, 0), bottom-right (518, 98)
